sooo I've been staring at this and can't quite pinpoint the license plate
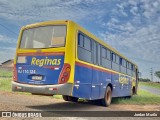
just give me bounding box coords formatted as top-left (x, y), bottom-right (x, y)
top-left (32, 76), bottom-right (43, 80)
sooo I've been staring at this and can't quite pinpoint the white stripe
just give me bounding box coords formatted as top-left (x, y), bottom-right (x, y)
top-left (76, 81), bottom-right (80, 83)
top-left (54, 68), bottom-right (59, 70)
top-left (18, 67), bottom-right (22, 69)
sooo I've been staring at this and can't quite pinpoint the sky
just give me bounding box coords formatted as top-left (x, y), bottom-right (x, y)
top-left (0, 0), bottom-right (160, 81)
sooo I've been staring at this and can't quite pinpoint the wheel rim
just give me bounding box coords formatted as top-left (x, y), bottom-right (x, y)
top-left (106, 89), bottom-right (111, 103)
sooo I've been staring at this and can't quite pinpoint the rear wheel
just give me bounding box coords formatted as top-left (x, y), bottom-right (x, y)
top-left (62, 95), bottom-right (69, 101)
top-left (68, 96), bottom-right (79, 102)
top-left (101, 86), bottom-right (112, 107)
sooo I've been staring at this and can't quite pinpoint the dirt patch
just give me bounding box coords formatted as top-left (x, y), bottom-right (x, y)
top-left (0, 91), bottom-right (160, 111)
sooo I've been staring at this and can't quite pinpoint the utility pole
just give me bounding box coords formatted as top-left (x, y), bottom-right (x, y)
top-left (150, 68), bottom-right (153, 82)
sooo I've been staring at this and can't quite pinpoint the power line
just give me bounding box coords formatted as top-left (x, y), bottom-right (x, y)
top-left (0, 23), bottom-right (18, 36)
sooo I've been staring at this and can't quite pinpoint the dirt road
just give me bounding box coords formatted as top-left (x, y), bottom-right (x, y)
top-left (0, 91), bottom-right (160, 120)
top-left (0, 91), bottom-right (160, 112)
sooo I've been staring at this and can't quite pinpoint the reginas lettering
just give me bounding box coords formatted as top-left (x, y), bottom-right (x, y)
top-left (119, 75), bottom-right (129, 84)
top-left (31, 57), bottom-right (61, 67)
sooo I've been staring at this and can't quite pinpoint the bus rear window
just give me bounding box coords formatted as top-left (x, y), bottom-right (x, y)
top-left (20, 25), bottom-right (66, 49)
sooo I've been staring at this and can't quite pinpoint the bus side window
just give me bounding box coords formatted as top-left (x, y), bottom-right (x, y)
top-left (120, 58), bottom-right (123, 65)
top-left (116, 55), bottom-right (120, 64)
top-left (93, 41), bottom-right (97, 65)
top-left (84, 36), bottom-right (91, 51)
top-left (102, 47), bottom-right (106, 58)
top-left (78, 33), bottom-right (84, 47)
top-left (126, 61), bottom-right (132, 76)
top-left (126, 61), bottom-right (129, 69)
top-left (112, 53), bottom-right (116, 63)
top-left (129, 63), bottom-right (132, 70)
top-left (131, 64), bottom-right (134, 71)
top-left (98, 43), bottom-right (101, 65)
top-left (122, 59), bottom-right (126, 67)
top-left (131, 65), bottom-right (136, 77)
top-left (120, 58), bottom-right (127, 74)
top-left (106, 49), bottom-right (111, 60)
top-left (77, 32), bottom-right (92, 63)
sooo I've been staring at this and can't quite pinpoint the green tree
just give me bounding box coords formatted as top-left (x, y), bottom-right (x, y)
top-left (155, 71), bottom-right (160, 79)
top-left (139, 78), bottom-right (150, 82)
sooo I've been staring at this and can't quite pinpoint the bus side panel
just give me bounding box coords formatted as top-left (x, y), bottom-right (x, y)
top-left (125, 76), bottom-right (132, 96)
top-left (91, 69), bottom-right (101, 99)
top-left (73, 64), bottom-right (92, 99)
top-left (73, 63), bottom-right (113, 100)
top-left (91, 69), bottom-right (112, 99)
top-left (111, 74), bottom-right (132, 97)
top-left (120, 76), bottom-right (132, 96)
top-left (99, 71), bottom-right (112, 98)
top-left (73, 62), bottom-right (133, 99)
top-left (111, 74), bottom-right (120, 97)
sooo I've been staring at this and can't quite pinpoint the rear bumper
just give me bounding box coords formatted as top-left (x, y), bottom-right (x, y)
top-left (12, 81), bottom-right (73, 95)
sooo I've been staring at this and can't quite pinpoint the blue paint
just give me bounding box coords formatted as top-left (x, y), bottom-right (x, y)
top-left (16, 55), bottom-right (64, 85)
top-left (73, 63), bottom-right (132, 100)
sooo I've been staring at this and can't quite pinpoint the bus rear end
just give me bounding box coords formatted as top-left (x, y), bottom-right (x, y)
top-left (12, 21), bottom-right (74, 96)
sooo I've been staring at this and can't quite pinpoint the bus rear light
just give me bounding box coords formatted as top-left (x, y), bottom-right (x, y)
top-left (15, 86), bottom-right (22, 89)
top-left (61, 77), bottom-right (65, 82)
top-left (13, 64), bottom-right (17, 81)
top-left (49, 88), bottom-right (58, 91)
top-left (63, 72), bottom-right (68, 77)
top-left (58, 63), bottom-right (71, 84)
top-left (66, 67), bottom-right (71, 72)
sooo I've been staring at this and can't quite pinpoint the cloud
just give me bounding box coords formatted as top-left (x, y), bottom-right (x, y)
top-left (0, 34), bottom-right (16, 43)
top-left (0, 46), bottom-right (16, 64)
top-left (99, 0), bottom-right (160, 79)
top-left (0, 34), bottom-right (17, 63)
top-left (141, 0), bottom-right (160, 19)
top-left (101, 22), bottom-right (160, 64)
top-left (0, 0), bottom-right (107, 25)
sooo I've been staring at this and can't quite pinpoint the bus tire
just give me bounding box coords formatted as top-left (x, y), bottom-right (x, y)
top-left (101, 86), bottom-right (112, 107)
top-left (68, 96), bottom-right (78, 102)
top-left (63, 95), bottom-right (69, 101)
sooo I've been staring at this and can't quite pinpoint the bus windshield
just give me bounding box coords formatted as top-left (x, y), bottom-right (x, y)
top-left (20, 25), bottom-right (66, 49)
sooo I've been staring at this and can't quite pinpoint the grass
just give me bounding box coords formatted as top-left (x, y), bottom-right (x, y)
top-left (112, 89), bottom-right (160, 105)
top-left (139, 81), bottom-right (160, 89)
top-left (53, 95), bottom-right (62, 99)
top-left (0, 77), bottom-right (12, 92)
top-left (0, 70), bottom-right (12, 77)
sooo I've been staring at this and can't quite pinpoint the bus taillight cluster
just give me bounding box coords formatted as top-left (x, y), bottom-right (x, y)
top-left (58, 63), bottom-right (71, 84)
top-left (13, 64), bottom-right (17, 81)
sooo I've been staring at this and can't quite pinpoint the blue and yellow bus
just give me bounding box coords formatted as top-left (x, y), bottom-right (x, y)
top-left (12, 20), bottom-right (139, 106)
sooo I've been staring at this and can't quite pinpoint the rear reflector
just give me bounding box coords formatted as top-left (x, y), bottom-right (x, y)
top-left (49, 88), bottom-right (58, 91)
top-left (16, 86), bottom-right (22, 89)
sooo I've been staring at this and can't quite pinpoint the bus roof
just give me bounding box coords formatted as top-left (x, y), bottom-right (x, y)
top-left (22, 20), bottom-right (138, 68)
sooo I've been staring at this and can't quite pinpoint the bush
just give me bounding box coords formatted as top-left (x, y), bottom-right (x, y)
top-left (139, 78), bottom-right (150, 82)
